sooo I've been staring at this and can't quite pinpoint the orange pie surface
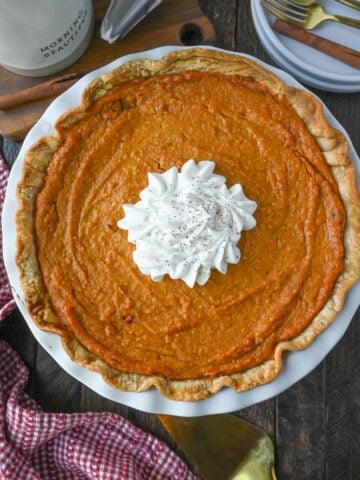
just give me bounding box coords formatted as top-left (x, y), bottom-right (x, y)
top-left (33, 70), bottom-right (346, 380)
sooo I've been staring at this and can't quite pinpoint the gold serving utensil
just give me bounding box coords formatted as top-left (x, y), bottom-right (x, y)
top-left (158, 414), bottom-right (277, 480)
top-left (262, 0), bottom-right (360, 29)
top-left (288, 0), bottom-right (360, 10)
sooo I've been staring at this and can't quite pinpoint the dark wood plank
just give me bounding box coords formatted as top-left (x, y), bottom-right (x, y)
top-left (0, 0), bottom-right (236, 459)
top-left (77, 0), bottom-right (238, 446)
top-left (80, 386), bottom-right (190, 465)
top-left (236, 0), bottom-right (274, 65)
top-left (238, 399), bottom-right (275, 442)
top-left (0, 312), bottom-right (37, 397)
top-left (0, 78), bottom-right (83, 415)
top-left (1, 137), bottom-right (22, 167)
top-left (320, 76), bottom-right (360, 480)
top-left (235, 3), bottom-right (359, 479)
top-left (80, 386), bottom-right (159, 432)
top-left (234, 0), bottom-right (277, 452)
top-left (74, 0), bottom-right (237, 465)
top-left (323, 91), bottom-right (360, 154)
top-left (276, 363), bottom-right (326, 479)
top-left (199, 0), bottom-right (237, 50)
top-left (0, 139), bottom-right (38, 399)
top-left (325, 309), bottom-right (360, 480)
top-left (32, 345), bottom-right (81, 413)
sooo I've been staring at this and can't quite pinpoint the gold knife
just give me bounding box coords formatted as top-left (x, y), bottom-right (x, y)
top-left (158, 414), bottom-right (277, 480)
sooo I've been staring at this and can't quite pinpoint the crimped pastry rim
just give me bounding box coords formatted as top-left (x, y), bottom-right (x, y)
top-left (15, 47), bottom-right (360, 401)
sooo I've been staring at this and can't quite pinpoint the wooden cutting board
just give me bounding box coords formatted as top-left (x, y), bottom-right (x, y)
top-left (0, 0), bottom-right (214, 141)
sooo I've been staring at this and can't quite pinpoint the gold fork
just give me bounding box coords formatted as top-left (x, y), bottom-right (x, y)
top-left (291, 0), bottom-right (360, 9)
top-left (262, 0), bottom-right (360, 29)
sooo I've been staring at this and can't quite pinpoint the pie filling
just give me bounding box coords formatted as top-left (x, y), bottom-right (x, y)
top-left (35, 71), bottom-right (345, 380)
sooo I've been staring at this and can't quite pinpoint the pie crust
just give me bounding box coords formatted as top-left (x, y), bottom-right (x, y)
top-left (16, 48), bottom-right (360, 401)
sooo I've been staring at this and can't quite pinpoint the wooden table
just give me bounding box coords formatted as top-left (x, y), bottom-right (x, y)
top-left (1, 1), bottom-right (359, 478)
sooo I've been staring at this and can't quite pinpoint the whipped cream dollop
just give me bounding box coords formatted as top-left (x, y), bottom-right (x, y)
top-left (118, 160), bottom-right (257, 288)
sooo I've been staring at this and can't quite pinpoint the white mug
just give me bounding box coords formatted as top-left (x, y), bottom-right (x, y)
top-left (0, 0), bottom-right (94, 77)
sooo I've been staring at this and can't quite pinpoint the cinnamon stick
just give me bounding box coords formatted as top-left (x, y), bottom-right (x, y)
top-left (0, 73), bottom-right (82, 111)
top-left (273, 19), bottom-right (360, 70)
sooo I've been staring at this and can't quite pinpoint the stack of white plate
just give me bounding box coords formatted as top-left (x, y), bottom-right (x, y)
top-left (251, 0), bottom-right (360, 92)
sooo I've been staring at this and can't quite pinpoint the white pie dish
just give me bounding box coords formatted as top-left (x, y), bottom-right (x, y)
top-left (2, 45), bottom-right (360, 416)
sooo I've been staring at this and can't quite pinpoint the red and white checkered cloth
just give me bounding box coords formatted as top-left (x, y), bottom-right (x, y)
top-left (0, 153), bottom-right (197, 480)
